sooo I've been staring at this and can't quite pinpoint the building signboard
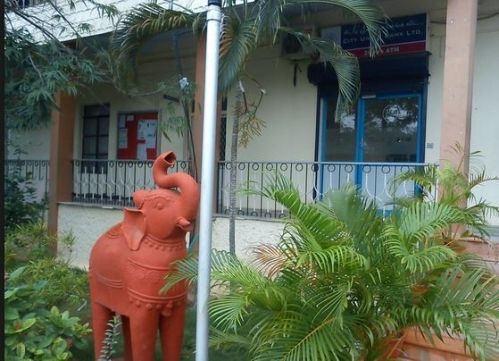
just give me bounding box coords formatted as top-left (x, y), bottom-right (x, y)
top-left (322, 13), bottom-right (427, 57)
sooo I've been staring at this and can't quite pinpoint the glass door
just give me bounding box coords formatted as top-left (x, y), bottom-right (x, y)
top-left (319, 92), bottom-right (424, 205)
top-left (360, 94), bottom-right (421, 163)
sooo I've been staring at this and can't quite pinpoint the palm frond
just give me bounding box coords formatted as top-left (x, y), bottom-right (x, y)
top-left (251, 243), bottom-right (288, 278)
top-left (219, 17), bottom-right (258, 93)
top-left (112, 2), bottom-right (196, 60)
top-left (393, 202), bottom-right (464, 243)
top-left (162, 254), bottom-right (198, 292)
top-left (286, 0), bottom-right (388, 54)
top-left (209, 328), bottom-right (251, 351)
top-left (283, 29), bottom-right (361, 111)
top-left (209, 294), bottom-right (252, 330)
top-left (297, 245), bottom-right (368, 273)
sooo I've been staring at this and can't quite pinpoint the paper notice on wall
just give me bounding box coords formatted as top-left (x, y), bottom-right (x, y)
top-left (126, 115), bottom-right (134, 122)
top-left (138, 120), bottom-right (157, 146)
top-left (137, 143), bottom-right (147, 160)
top-left (146, 133), bottom-right (156, 148)
top-left (118, 128), bottom-right (128, 149)
top-left (118, 115), bottom-right (126, 128)
top-left (137, 120), bottom-right (146, 140)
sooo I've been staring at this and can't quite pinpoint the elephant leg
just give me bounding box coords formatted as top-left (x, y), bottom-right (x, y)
top-left (160, 302), bottom-right (186, 361)
top-left (91, 301), bottom-right (114, 361)
top-left (121, 315), bottom-right (133, 361)
top-left (129, 309), bottom-right (160, 361)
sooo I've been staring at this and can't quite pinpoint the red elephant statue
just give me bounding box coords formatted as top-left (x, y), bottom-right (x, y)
top-left (89, 151), bottom-right (200, 361)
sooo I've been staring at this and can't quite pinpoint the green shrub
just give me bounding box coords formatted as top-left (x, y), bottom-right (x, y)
top-left (5, 223), bottom-right (74, 270)
top-left (5, 223), bottom-right (55, 268)
top-left (4, 267), bottom-right (91, 361)
top-left (165, 179), bottom-right (499, 361)
top-left (11, 258), bottom-right (89, 313)
top-left (5, 223), bottom-right (88, 317)
top-left (4, 171), bottom-right (46, 231)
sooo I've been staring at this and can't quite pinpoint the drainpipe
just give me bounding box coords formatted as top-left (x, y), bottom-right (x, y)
top-left (196, 1), bottom-right (222, 361)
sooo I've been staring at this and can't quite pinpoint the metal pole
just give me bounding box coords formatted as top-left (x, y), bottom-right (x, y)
top-left (196, 2), bottom-right (221, 361)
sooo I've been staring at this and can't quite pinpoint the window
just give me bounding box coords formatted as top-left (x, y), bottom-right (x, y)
top-left (17, 0), bottom-right (44, 9)
top-left (82, 104), bottom-right (110, 160)
top-left (82, 104), bottom-right (109, 173)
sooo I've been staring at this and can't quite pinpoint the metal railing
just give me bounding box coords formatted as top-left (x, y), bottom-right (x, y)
top-left (5, 159), bottom-right (50, 203)
top-left (72, 159), bottom-right (192, 207)
top-left (217, 161), bottom-right (432, 219)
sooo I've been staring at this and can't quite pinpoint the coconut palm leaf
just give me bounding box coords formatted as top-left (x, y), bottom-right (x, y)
top-left (283, 29), bottom-right (361, 109)
top-left (219, 16), bottom-right (259, 93)
top-left (251, 243), bottom-right (288, 278)
top-left (112, 2), bottom-right (196, 61)
top-left (391, 202), bottom-right (463, 244)
top-left (286, 0), bottom-right (388, 53)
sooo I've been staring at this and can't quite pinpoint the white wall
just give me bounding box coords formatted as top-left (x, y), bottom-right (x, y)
top-left (223, 45), bottom-right (318, 163)
top-left (58, 203), bottom-right (124, 269)
top-left (6, 126), bottom-right (51, 160)
top-left (470, 18), bottom-right (499, 225)
top-left (57, 204), bottom-right (283, 268)
top-left (425, 17), bottom-right (499, 225)
top-left (212, 217), bottom-right (284, 259)
top-left (75, 53), bottom-right (196, 161)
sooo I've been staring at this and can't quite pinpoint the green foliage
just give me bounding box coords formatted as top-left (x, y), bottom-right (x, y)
top-left (4, 223), bottom-right (74, 268)
top-left (4, 170), bottom-right (46, 231)
top-left (10, 258), bottom-right (89, 312)
top-left (5, 0), bottom-right (118, 130)
top-left (4, 267), bottom-right (92, 361)
top-left (393, 146), bottom-right (499, 240)
top-left (4, 29), bottom-right (106, 130)
top-left (165, 179), bottom-right (499, 361)
top-left (4, 224), bottom-right (56, 267)
top-left (114, 0), bottom-right (388, 104)
top-left (98, 316), bottom-right (121, 361)
top-left (5, 223), bottom-right (88, 316)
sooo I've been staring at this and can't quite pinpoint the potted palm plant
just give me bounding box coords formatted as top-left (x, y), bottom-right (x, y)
top-left (164, 173), bottom-right (498, 360)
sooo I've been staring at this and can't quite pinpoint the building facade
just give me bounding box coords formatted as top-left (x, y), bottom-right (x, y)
top-left (6, 0), bottom-right (499, 268)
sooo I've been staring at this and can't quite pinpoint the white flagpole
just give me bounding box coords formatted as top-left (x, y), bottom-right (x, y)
top-left (196, 1), bottom-right (221, 361)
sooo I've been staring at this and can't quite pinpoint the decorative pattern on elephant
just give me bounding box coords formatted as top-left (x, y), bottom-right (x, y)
top-left (141, 236), bottom-right (186, 252)
top-left (127, 289), bottom-right (186, 317)
top-left (126, 257), bottom-right (186, 297)
top-left (95, 273), bottom-right (124, 289)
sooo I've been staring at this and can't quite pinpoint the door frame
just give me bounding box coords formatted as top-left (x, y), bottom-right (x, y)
top-left (317, 87), bottom-right (427, 194)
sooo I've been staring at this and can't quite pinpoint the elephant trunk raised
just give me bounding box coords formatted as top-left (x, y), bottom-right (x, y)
top-left (152, 151), bottom-right (199, 221)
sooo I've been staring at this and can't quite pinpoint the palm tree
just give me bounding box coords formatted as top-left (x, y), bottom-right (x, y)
top-left (112, 0), bottom-right (388, 253)
top-left (163, 177), bottom-right (499, 361)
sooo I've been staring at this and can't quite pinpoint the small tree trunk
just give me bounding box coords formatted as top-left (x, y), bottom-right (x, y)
top-left (228, 91), bottom-right (241, 255)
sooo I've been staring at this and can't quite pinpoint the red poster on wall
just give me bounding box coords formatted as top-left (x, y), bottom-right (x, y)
top-left (117, 112), bottom-right (158, 160)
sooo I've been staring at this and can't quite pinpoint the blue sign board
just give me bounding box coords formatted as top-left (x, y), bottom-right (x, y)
top-left (341, 13), bottom-right (427, 55)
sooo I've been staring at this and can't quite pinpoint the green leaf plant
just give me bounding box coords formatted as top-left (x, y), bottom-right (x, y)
top-left (4, 267), bottom-right (91, 361)
top-left (164, 174), bottom-right (498, 361)
top-left (392, 144), bottom-right (499, 243)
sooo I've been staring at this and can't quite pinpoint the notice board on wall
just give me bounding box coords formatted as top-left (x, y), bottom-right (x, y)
top-left (117, 112), bottom-right (158, 160)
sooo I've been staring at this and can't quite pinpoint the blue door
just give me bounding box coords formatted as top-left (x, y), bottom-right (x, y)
top-left (318, 92), bottom-right (425, 206)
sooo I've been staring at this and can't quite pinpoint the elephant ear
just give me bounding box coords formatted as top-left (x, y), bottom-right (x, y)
top-left (122, 208), bottom-right (146, 251)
